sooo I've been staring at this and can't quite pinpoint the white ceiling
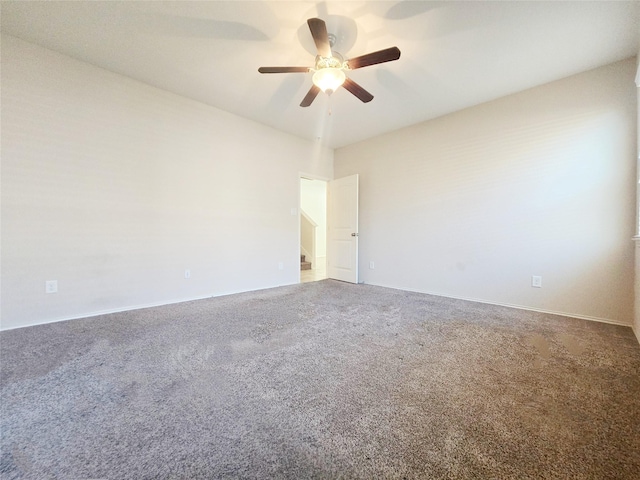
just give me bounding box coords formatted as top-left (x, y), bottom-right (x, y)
top-left (1, 1), bottom-right (638, 149)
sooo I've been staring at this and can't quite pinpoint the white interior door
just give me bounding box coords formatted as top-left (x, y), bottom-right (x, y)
top-left (327, 174), bottom-right (359, 283)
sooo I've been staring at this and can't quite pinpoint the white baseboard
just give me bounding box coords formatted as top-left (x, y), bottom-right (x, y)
top-left (365, 282), bottom-right (633, 328)
top-left (0, 294), bottom-right (214, 332)
top-left (3, 281), bottom-right (635, 336)
top-left (0, 282), bottom-right (300, 332)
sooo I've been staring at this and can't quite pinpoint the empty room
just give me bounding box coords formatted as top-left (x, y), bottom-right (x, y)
top-left (1, 1), bottom-right (639, 478)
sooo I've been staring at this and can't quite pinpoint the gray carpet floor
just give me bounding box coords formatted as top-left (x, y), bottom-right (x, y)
top-left (1, 280), bottom-right (639, 479)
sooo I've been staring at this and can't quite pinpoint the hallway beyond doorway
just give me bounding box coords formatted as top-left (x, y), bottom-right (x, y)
top-left (300, 257), bottom-right (326, 283)
top-left (300, 176), bottom-right (327, 284)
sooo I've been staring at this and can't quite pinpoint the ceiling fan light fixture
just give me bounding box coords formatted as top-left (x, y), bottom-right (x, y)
top-left (312, 68), bottom-right (346, 94)
top-left (258, 18), bottom-right (400, 107)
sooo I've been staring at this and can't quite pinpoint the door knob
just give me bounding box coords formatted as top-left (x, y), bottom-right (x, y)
top-left (351, 233), bottom-right (359, 237)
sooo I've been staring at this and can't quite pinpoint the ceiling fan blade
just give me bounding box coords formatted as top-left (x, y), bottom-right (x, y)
top-left (342, 78), bottom-right (374, 103)
top-left (307, 18), bottom-right (332, 58)
top-left (300, 85), bottom-right (321, 107)
top-left (258, 67), bottom-right (310, 74)
top-left (347, 47), bottom-right (401, 70)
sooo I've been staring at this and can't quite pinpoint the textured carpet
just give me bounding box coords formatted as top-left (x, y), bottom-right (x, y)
top-left (1, 280), bottom-right (639, 479)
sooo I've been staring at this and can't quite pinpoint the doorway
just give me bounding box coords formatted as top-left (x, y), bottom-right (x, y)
top-left (300, 177), bottom-right (327, 283)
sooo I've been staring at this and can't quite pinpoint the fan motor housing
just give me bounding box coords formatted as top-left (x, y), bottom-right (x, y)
top-left (315, 52), bottom-right (345, 71)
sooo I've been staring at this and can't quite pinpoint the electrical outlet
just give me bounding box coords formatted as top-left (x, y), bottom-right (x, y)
top-left (278, 262), bottom-right (284, 270)
top-left (184, 269), bottom-right (191, 279)
top-left (532, 275), bottom-right (542, 288)
top-left (45, 280), bottom-right (58, 294)
top-left (369, 261), bottom-right (375, 269)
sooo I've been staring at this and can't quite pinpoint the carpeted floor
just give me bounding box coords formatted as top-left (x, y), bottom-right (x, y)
top-left (1, 280), bottom-right (639, 479)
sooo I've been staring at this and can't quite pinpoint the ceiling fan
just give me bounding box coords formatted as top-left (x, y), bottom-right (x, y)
top-left (258, 18), bottom-right (401, 107)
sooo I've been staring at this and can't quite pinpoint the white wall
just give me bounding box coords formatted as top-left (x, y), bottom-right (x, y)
top-left (300, 178), bottom-right (327, 258)
top-left (0, 35), bottom-right (333, 330)
top-left (335, 58), bottom-right (637, 325)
